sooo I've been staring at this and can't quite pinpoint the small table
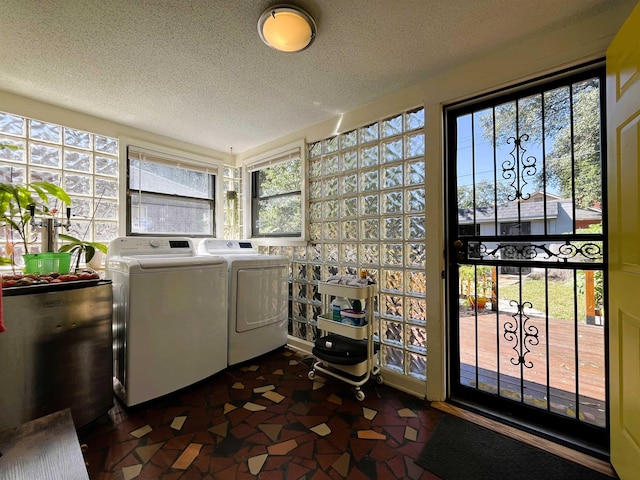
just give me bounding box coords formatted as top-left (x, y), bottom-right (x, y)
top-left (0, 409), bottom-right (89, 480)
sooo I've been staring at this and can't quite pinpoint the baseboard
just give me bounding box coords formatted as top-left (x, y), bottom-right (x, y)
top-left (430, 401), bottom-right (616, 478)
top-left (376, 368), bottom-right (426, 398)
top-left (286, 336), bottom-right (313, 355)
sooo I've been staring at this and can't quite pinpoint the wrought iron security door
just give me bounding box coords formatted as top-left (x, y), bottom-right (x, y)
top-left (446, 66), bottom-right (608, 449)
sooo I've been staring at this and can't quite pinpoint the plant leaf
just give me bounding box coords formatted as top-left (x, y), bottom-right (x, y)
top-left (30, 182), bottom-right (72, 205)
top-left (57, 243), bottom-right (76, 253)
top-left (92, 242), bottom-right (108, 253)
top-left (84, 245), bottom-right (96, 262)
top-left (59, 233), bottom-right (83, 244)
top-left (58, 233), bottom-right (108, 256)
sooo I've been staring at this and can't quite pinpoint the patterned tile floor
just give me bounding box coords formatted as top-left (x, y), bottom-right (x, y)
top-left (78, 348), bottom-right (443, 480)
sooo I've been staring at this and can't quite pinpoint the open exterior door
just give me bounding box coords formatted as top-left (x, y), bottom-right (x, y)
top-left (606, 2), bottom-right (640, 478)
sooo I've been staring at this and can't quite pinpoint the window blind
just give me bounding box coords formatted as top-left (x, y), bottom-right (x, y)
top-left (127, 145), bottom-right (219, 175)
top-left (245, 147), bottom-right (300, 173)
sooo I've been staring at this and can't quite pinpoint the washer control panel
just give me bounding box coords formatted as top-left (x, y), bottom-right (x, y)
top-left (107, 236), bottom-right (196, 257)
top-left (198, 238), bottom-right (257, 255)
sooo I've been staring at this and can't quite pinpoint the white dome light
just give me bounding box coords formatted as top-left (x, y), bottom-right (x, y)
top-left (258, 5), bottom-right (317, 53)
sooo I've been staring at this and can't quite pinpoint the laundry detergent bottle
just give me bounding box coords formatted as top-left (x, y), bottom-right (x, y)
top-left (330, 297), bottom-right (351, 321)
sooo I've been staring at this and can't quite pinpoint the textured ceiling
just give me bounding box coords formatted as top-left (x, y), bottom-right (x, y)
top-left (0, 1), bottom-right (635, 154)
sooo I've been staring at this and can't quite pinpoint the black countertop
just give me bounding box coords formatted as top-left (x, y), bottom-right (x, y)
top-left (2, 279), bottom-right (112, 297)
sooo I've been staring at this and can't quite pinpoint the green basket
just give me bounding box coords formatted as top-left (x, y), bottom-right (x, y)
top-left (23, 252), bottom-right (72, 275)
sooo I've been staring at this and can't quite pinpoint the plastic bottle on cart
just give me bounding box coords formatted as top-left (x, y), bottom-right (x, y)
top-left (359, 269), bottom-right (377, 285)
top-left (331, 297), bottom-right (351, 321)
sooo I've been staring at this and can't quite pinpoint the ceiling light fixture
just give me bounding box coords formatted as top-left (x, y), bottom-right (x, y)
top-left (258, 5), bottom-right (316, 53)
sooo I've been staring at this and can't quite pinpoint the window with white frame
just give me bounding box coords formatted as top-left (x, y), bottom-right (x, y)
top-left (126, 146), bottom-right (217, 236)
top-left (0, 111), bottom-right (119, 258)
top-left (245, 142), bottom-right (305, 239)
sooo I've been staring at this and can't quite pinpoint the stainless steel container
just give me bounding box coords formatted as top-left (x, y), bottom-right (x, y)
top-left (0, 281), bottom-right (113, 431)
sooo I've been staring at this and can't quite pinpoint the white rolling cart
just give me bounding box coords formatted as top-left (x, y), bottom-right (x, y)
top-left (308, 282), bottom-right (382, 401)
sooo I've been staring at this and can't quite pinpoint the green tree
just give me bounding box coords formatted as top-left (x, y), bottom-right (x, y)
top-left (255, 159), bottom-right (301, 235)
top-left (545, 85), bottom-right (601, 208)
top-left (478, 79), bottom-right (602, 209)
top-left (458, 179), bottom-right (511, 209)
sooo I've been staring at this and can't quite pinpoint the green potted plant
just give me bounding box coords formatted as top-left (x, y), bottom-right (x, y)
top-left (58, 233), bottom-right (108, 273)
top-left (0, 180), bottom-right (72, 268)
top-left (459, 264), bottom-right (493, 309)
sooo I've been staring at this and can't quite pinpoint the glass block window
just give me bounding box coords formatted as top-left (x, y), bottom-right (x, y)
top-left (0, 111), bottom-right (119, 259)
top-left (302, 106), bottom-right (427, 380)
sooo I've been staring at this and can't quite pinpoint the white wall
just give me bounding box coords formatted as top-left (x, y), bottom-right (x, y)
top-left (0, 91), bottom-right (234, 237)
top-left (0, 90), bottom-right (234, 165)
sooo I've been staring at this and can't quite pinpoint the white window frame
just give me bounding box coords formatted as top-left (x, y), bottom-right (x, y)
top-left (243, 139), bottom-right (308, 245)
top-left (119, 138), bottom-right (224, 237)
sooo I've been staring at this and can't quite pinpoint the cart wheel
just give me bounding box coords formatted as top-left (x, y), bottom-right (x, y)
top-left (355, 389), bottom-right (365, 401)
top-left (375, 374), bottom-right (383, 384)
top-left (308, 370), bottom-right (316, 380)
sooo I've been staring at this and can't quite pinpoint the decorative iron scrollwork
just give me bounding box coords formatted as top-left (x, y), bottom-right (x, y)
top-left (480, 241), bottom-right (603, 262)
top-left (504, 300), bottom-right (539, 368)
top-left (502, 134), bottom-right (537, 202)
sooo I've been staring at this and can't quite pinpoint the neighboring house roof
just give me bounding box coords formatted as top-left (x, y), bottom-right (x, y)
top-left (526, 191), bottom-right (564, 202)
top-left (459, 198), bottom-right (602, 224)
top-left (459, 201), bottom-right (558, 223)
top-left (571, 204), bottom-right (602, 221)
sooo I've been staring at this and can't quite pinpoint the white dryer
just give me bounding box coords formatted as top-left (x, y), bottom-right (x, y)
top-left (197, 239), bottom-right (289, 366)
top-left (106, 236), bottom-right (228, 406)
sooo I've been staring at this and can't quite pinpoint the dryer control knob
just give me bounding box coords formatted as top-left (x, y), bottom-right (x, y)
top-left (149, 239), bottom-right (161, 248)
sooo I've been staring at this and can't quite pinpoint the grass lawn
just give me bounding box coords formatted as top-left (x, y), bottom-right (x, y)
top-left (498, 277), bottom-right (587, 322)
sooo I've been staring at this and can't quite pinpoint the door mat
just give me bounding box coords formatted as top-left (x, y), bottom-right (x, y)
top-left (415, 414), bottom-right (612, 480)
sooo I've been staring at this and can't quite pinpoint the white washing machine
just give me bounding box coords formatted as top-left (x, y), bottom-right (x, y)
top-left (197, 239), bottom-right (289, 366)
top-left (106, 236), bottom-right (228, 406)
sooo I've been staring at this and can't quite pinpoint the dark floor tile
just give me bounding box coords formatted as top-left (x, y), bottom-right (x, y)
top-left (375, 462), bottom-right (401, 480)
top-left (191, 431), bottom-right (215, 445)
top-left (309, 470), bottom-right (333, 480)
top-left (349, 438), bottom-right (374, 462)
top-left (79, 348), bottom-right (439, 479)
top-left (143, 424), bottom-right (175, 444)
top-left (244, 431), bottom-right (272, 445)
top-left (346, 465), bottom-right (372, 480)
top-left (286, 461), bottom-right (313, 480)
top-left (208, 456), bottom-right (235, 474)
top-left (315, 453), bottom-right (342, 471)
top-left (164, 433), bottom-right (195, 451)
top-left (137, 463), bottom-right (166, 479)
top-left (104, 438), bottom-right (140, 470)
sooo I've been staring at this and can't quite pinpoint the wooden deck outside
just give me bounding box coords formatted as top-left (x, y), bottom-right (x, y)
top-left (458, 306), bottom-right (607, 427)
